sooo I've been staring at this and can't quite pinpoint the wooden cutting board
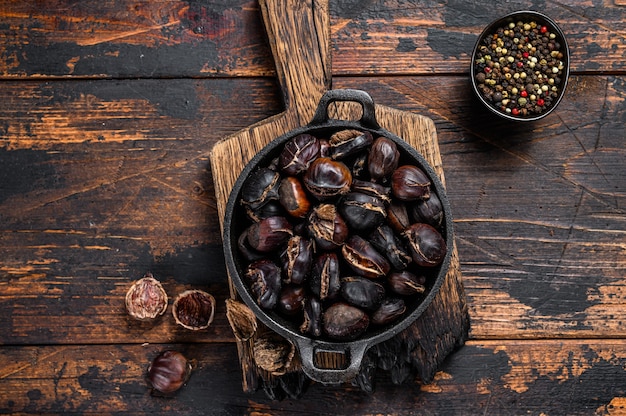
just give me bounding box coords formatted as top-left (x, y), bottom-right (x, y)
top-left (210, 0), bottom-right (469, 394)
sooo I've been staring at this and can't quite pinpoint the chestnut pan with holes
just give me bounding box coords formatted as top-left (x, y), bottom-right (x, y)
top-left (210, 0), bottom-right (469, 389)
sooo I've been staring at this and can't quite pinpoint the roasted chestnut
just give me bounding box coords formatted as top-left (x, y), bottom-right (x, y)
top-left (245, 259), bottom-right (282, 310)
top-left (241, 167), bottom-right (281, 210)
top-left (386, 201), bottom-right (411, 233)
top-left (246, 216), bottom-right (293, 253)
top-left (339, 192), bottom-right (387, 232)
top-left (279, 133), bottom-right (320, 176)
top-left (403, 223), bottom-right (447, 267)
top-left (351, 179), bottom-right (391, 204)
top-left (322, 302), bottom-right (370, 341)
top-left (279, 176), bottom-right (311, 219)
top-left (303, 157), bottom-right (352, 200)
top-left (281, 235), bottom-right (313, 285)
top-left (340, 276), bottom-right (386, 311)
top-left (342, 235), bottom-right (390, 279)
top-left (237, 229), bottom-right (265, 262)
top-left (307, 204), bottom-right (349, 250)
top-left (368, 136), bottom-right (400, 181)
top-left (369, 224), bottom-right (412, 270)
top-left (278, 285), bottom-right (306, 316)
top-left (371, 298), bottom-right (406, 326)
top-left (329, 129), bottom-right (373, 160)
top-left (309, 252), bottom-right (341, 301)
top-left (391, 165), bottom-right (431, 201)
top-left (300, 296), bottom-right (322, 337)
top-left (388, 270), bottom-right (426, 296)
top-left (411, 192), bottom-right (444, 229)
top-left (246, 200), bottom-right (286, 222)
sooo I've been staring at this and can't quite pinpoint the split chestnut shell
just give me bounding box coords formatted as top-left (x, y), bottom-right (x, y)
top-left (172, 289), bottom-right (216, 331)
top-left (125, 273), bottom-right (168, 321)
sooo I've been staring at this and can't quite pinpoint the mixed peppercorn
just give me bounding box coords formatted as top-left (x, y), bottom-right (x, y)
top-left (473, 19), bottom-right (566, 118)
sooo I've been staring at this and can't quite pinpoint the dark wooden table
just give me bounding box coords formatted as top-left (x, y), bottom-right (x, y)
top-left (1, 1), bottom-right (625, 414)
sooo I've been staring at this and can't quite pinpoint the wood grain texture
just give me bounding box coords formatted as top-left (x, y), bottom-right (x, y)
top-left (0, 75), bottom-right (622, 347)
top-left (0, 0), bottom-right (624, 411)
top-left (0, 0), bottom-right (275, 78)
top-left (1, 0), bottom-right (625, 78)
top-left (334, 75), bottom-right (626, 339)
top-left (1, 340), bottom-right (625, 415)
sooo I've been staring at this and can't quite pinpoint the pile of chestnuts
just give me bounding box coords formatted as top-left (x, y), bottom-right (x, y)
top-left (235, 129), bottom-right (448, 342)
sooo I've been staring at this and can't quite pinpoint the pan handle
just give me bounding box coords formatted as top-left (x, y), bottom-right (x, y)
top-left (294, 337), bottom-right (369, 385)
top-left (309, 89), bottom-right (381, 130)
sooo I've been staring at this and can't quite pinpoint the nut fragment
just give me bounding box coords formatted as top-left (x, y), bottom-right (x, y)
top-left (147, 350), bottom-right (192, 394)
top-left (280, 235), bottom-right (314, 285)
top-left (225, 298), bottom-right (258, 341)
top-left (253, 332), bottom-right (298, 375)
top-left (172, 289), bottom-right (216, 331)
top-left (125, 273), bottom-right (168, 321)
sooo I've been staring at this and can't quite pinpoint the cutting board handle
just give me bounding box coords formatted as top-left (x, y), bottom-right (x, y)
top-left (259, 0), bottom-right (331, 124)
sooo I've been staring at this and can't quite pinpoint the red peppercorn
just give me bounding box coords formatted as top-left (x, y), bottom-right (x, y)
top-left (522, 52), bottom-right (529, 58)
top-left (516, 61), bottom-right (524, 68)
top-left (540, 26), bottom-right (548, 34)
top-left (484, 67), bottom-right (492, 74)
top-left (520, 90), bottom-right (528, 98)
top-left (512, 108), bottom-right (520, 116)
top-left (537, 98), bottom-right (545, 106)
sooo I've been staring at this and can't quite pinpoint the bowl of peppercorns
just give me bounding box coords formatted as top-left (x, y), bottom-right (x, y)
top-left (471, 11), bottom-right (570, 121)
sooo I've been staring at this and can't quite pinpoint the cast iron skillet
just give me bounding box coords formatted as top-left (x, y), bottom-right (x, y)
top-left (223, 89), bottom-right (454, 385)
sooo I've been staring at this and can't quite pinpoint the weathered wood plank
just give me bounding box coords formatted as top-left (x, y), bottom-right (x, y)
top-left (1, 340), bottom-right (625, 414)
top-left (1, 0), bottom-right (625, 78)
top-left (0, 0), bottom-right (275, 78)
top-left (0, 75), bottom-right (624, 345)
top-left (330, 0), bottom-right (626, 75)
top-left (335, 75), bottom-right (626, 339)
